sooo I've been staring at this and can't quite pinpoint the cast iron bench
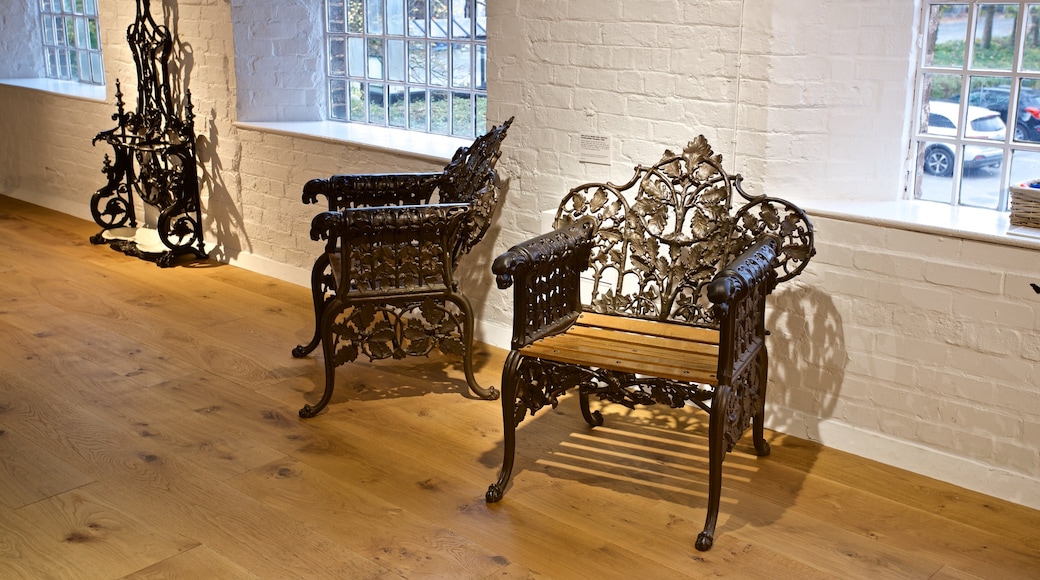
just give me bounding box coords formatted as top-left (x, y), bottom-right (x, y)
top-left (486, 135), bottom-right (814, 551)
top-left (292, 117), bottom-right (513, 418)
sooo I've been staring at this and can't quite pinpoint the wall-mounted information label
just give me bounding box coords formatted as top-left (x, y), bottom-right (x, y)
top-left (579, 133), bottom-right (611, 165)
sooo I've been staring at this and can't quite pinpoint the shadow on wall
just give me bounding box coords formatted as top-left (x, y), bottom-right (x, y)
top-left (456, 175), bottom-right (513, 347)
top-left (730, 281), bottom-right (848, 540)
top-left (164, 0), bottom-right (192, 120)
top-left (196, 113), bottom-right (246, 262)
top-left (767, 282), bottom-right (848, 440)
top-left (162, 0), bottom-right (247, 263)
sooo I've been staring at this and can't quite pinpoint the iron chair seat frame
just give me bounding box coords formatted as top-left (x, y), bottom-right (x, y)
top-left (293, 118), bottom-right (513, 418)
top-left (486, 136), bottom-right (814, 551)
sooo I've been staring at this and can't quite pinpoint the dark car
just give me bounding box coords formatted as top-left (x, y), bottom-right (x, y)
top-left (967, 86), bottom-right (1040, 142)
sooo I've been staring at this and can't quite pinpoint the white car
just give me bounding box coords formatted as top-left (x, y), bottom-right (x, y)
top-left (923, 100), bottom-right (1005, 176)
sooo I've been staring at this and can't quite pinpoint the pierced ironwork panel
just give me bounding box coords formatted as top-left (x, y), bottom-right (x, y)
top-left (440, 118), bottom-right (512, 256)
top-left (328, 299), bottom-right (468, 365)
top-left (553, 136), bottom-right (815, 326)
top-left (554, 136), bottom-right (737, 325)
top-left (732, 196), bottom-right (815, 283)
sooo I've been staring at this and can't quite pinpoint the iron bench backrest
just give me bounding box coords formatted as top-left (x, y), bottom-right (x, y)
top-left (554, 135), bottom-right (814, 328)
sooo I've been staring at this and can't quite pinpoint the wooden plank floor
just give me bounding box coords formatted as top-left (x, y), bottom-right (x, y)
top-left (0, 194), bottom-right (1038, 579)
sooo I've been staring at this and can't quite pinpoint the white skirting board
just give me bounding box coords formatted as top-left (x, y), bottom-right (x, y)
top-left (766, 412), bottom-right (1040, 511)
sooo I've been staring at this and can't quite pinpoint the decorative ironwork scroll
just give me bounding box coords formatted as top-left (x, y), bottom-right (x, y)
top-left (89, 0), bottom-right (205, 266)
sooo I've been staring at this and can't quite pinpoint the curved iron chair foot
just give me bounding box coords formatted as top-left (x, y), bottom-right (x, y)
top-left (579, 391), bottom-right (603, 426)
top-left (299, 367), bottom-right (335, 418)
top-left (754, 438), bottom-right (771, 457)
top-left (485, 483), bottom-right (505, 503)
top-left (695, 532), bottom-right (714, 552)
top-left (292, 342), bottom-right (318, 358)
top-left (471, 384), bottom-right (500, 400)
top-left (299, 379), bottom-right (336, 418)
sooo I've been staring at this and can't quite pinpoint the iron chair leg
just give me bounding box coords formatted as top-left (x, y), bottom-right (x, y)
top-left (447, 292), bottom-right (499, 400)
top-left (579, 390), bottom-right (604, 426)
top-left (697, 384), bottom-right (732, 552)
top-left (293, 252), bottom-right (333, 358)
top-left (486, 350), bottom-right (522, 502)
top-left (299, 300), bottom-right (343, 419)
top-left (753, 347), bottom-right (771, 457)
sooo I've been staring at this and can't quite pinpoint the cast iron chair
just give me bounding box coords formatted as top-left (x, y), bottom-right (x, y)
top-left (293, 117), bottom-right (513, 418)
top-left (486, 135), bottom-right (814, 551)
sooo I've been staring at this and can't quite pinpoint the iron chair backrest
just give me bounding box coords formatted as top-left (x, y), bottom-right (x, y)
top-left (552, 135), bottom-right (814, 328)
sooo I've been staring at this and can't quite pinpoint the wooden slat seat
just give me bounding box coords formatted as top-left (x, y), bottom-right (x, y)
top-left (519, 313), bottom-right (720, 384)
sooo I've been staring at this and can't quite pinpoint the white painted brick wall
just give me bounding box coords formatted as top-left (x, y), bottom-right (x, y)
top-left (0, 0), bottom-right (1037, 511)
top-left (773, 216), bottom-right (1040, 507)
top-left (0, 1), bottom-right (42, 77)
top-left (231, 0), bottom-right (325, 122)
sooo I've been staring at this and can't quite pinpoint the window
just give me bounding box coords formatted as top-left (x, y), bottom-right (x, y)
top-left (325, 0), bottom-right (488, 137)
top-left (39, 0), bottom-right (104, 85)
top-left (913, 2), bottom-right (1040, 210)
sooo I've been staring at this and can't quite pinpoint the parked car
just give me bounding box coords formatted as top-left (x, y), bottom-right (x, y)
top-left (966, 85), bottom-right (1040, 142)
top-left (923, 101), bottom-right (1005, 177)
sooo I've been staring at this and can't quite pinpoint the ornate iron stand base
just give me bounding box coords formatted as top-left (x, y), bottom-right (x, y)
top-left (89, 226), bottom-right (207, 267)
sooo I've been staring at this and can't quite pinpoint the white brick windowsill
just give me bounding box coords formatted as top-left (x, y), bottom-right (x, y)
top-left (235, 120), bottom-right (473, 164)
top-left (0, 78), bottom-right (106, 103)
top-left (798, 198), bottom-right (1040, 251)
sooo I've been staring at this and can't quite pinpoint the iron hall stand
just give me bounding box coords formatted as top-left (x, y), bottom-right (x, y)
top-left (89, 0), bottom-right (206, 266)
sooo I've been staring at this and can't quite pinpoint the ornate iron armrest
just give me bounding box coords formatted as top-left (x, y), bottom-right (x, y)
top-left (732, 190), bottom-right (816, 283)
top-left (302, 173), bottom-right (443, 210)
top-left (310, 202), bottom-right (473, 243)
top-left (706, 235), bottom-right (779, 384)
top-left (310, 203), bottom-right (474, 290)
top-left (493, 216), bottom-right (597, 349)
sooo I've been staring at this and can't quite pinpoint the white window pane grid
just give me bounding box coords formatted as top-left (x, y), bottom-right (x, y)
top-left (39, 0), bottom-right (104, 85)
top-left (326, 0), bottom-right (487, 137)
top-left (913, 2), bottom-right (1040, 211)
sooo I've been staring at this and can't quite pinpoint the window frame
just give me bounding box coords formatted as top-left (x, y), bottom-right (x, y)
top-left (911, 1), bottom-right (1040, 211)
top-left (38, 0), bottom-right (105, 86)
top-left (324, 0), bottom-right (488, 138)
